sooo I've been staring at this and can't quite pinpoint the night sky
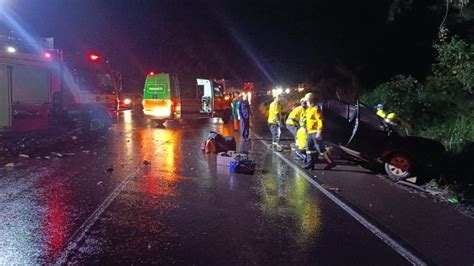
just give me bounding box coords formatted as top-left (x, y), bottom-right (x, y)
top-left (2, 0), bottom-right (444, 90)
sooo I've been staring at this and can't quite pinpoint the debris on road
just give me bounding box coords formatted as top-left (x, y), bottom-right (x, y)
top-left (51, 152), bottom-right (64, 158)
top-left (321, 184), bottom-right (340, 192)
top-left (5, 163), bottom-right (14, 168)
top-left (19, 154), bottom-right (30, 158)
top-left (97, 181), bottom-right (104, 186)
top-left (105, 165), bottom-right (114, 172)
top-left (143, 160), bottom-right (151, 166)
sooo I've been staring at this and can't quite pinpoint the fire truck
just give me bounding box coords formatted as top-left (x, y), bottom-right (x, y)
top-left (0, 33), bottom-right (119, 132)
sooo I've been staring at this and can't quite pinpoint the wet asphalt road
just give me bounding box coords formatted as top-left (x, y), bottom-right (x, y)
top-left (1, 110), bottom-right (415, 265)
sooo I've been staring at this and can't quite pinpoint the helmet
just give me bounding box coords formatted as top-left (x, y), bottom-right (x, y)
top-left (376, 103), bottom-right (384, 109)
top-left (304, 92), bottom-right (316, 101)
top-left (300, 98), bottom-right (306, 103)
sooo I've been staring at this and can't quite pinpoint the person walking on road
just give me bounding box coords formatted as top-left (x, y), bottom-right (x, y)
top-left (285, 98), bottom-right (306, 141)
top-left (238, 93), bottom-right (251, 140)
top-left (303, 92), bottom-right (335, 170)
top-left (231, 92), bottom-right (241, 131)
top-left (268, 93), bottom-right (284, 151)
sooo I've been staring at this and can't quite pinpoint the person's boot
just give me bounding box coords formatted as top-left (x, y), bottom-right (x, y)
top-left (303, 163), bottom-right (315, 170)
top-left (303, 153), bottom-right (316, 170)
top-left (323, 152), bottom-right (336, 170)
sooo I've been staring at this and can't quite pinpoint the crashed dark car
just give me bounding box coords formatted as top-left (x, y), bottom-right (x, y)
top-left (321, 99), bottom-right (445, 182)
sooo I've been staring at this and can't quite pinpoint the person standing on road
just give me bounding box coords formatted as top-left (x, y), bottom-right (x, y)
top-left (303, 92), bottom-right (335, 170)
top-left (285, 98), bottom-right (306, 141)
top-left (231, 92), bottom-right (241, 131)
top-left (268, 93), bottom-right (284, 151)
top-left (375, 103), bottom-right (386, 119)
top-left (238, 93), bottom-right (251, 140)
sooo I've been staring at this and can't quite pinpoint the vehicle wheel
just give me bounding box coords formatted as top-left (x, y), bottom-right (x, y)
top-left (384, 153), bottom-right (413, 181)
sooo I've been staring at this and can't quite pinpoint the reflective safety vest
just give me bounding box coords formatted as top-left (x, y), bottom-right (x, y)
top-left (304, 105), bottom-right (323, 134)
top-left (376, 109), bottom-right (386, 118)
top-left (296, 127), bottom-right (307, 150)
top-left (268, 100), bottom-right (282, 124)
top-left (286, 106), bottom-right (305, 126)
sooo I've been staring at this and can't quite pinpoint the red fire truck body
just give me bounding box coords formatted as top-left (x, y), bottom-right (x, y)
top-left (0, 33), bottom-right (118, 132)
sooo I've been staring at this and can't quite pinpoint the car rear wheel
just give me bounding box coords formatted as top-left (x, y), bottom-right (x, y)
top-left (384, 153), bottom-right (413, 181)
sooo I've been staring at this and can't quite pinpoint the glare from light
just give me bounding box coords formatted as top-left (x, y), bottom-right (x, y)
top-left (89, 54), bottom-right (100, 61)
top-left (44, 52), bottom-right (52, 58)
top-left (285, 88), bottom-right (290, 94)
top-left (124, 98), bottom-right (131, 105)
top-left (6, 46), bottom-right (16, 53)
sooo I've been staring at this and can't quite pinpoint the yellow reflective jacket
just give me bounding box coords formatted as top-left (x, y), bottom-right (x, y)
top-left (268, 100), bottom-right (282, 124)
top-left (296, 127), bottom-right (307, 150)
top-left (376, 109), bottom-right (386, 118)
top-left (304, 105), bottom-right (323, 134)
top-left (285, 106), bottom-right (305, 126)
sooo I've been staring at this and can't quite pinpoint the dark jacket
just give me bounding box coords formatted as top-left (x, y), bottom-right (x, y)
top-left (238, 99), bottom-right (251, 120)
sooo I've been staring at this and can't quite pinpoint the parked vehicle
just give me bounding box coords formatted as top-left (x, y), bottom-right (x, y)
top-left (0, 32), bottom-right (120, 132)
top-left (118, 93), bottom-right (142, 109)
top-left (142, 72), bottom-right (232, 124)
top-left (321, 99), bottom-right (445, 182)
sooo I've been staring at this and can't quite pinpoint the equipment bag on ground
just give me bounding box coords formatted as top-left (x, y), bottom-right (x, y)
top-left (202, 131), bottom-right (236, 153)
top-left (229, 158), bottom-right (256, 175)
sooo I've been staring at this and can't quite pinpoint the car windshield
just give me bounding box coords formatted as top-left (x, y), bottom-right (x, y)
top-left (74, 69), bottom-right (116, 94)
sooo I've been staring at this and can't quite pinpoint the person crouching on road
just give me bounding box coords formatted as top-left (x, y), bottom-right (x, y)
top-left (268, 94), bottom-right (284, 151)
top-left (303, 92), bottom-right (336, 170)
top-left (295, 126), bottom-right (307, 161)
top-left (238, 93), bottom-right (251, 140)
top-left (285, 98), bottom-right (306, 142)
top-left (231, 92), bottom-right (241, 131)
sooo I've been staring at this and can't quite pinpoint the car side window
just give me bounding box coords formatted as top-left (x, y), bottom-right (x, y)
top-left (358, 106), bottom-right (386, 131)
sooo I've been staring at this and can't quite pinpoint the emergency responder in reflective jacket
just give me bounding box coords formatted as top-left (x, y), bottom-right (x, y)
top-left (295, 126), bottom-right (307, 161)
top-left (303, 92), bottom-right (336, 170)
top-left (375, 103), bottom-right (386, 119)
top-left (375, 103), bottom-right (413, 135)
top-left (268, 93), bottom-right (284, 151)
top-left (285, 98), bottom-right (306, 141)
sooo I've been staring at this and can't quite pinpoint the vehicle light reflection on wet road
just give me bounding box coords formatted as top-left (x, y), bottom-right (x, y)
top-left (261, 154), bottom-right (321, 245)
top-left (122, 110), bottom-right (135, 159)
top-left (42, 181), bottom-right (70, 259)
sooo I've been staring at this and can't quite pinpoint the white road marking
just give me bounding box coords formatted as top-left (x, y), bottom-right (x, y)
top-left (55, 168), bottom-right (141, 265)
top-left (253, 133), bottom-right (426, 266)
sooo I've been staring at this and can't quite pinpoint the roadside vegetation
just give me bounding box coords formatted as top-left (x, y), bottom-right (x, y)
top-left (298, 1), bottom-right (474, 201)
